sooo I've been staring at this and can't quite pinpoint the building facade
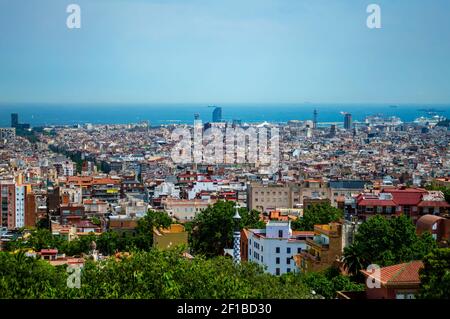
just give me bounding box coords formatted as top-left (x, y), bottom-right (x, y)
top-left (247, 183), bottom-right (300, 212)
top-left (246, 220), bottom-right (313, 275)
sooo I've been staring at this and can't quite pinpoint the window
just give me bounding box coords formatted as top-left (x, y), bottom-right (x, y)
top-left (275, 268), bottom-right (280, 275)
top-left (276, 257), bottom-right (280, 264)
top-left (286, 258), bottom-right (291, 265)
top-left (287, 247), bottom-right (291, 254)
top-left (278, 230), bottom-right (283, 238)
top-left (261, 246), bottom-right (263, 252)
top-left (287, 268), bottom-right (291, 273)
top-left (261, 256), bottom-right (263, 262)
top-left (297, 248), bottom-right (302, 254)
top-left (276, 247), bottom-right (280, 253)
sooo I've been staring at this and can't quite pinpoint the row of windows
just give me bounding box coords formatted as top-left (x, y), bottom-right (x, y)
top-left (275, 268), bottom-right (291, 275)
top-left (275, 247), bottom-right (302, 254)
top-left (275, 257), bottom-right (292, 265)
top-left (255, 191), bottom-right (288, 196)
top-left (254, 198), bottom-right (288, 203)
top-left (252, 251), bottom-right (263, 262)
top-left (253, 241), bottom-right (263, 251)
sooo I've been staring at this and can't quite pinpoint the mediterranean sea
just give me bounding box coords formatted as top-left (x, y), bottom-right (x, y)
top-left (0, 103), bottom-right (449, 127)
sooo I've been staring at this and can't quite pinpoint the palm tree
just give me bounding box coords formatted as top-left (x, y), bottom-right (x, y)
top-left (342, 245), bottom-right (364, 277)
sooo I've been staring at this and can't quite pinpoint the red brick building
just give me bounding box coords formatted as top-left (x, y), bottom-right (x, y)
top-left (356, 187), bottom-right (449, 222)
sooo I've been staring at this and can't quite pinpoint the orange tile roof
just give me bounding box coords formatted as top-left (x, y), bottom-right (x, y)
top-left (292, 231), bottom-right (315, 236)
top-left (361, 261), bottom-right (423, 287)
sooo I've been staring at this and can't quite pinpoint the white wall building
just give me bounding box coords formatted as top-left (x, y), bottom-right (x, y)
top-left (15, 185), bottom-right (25, 228)
top-left (154, 182), bottom-right (180, 199)
top-left (163, 198), bottom-right (216, 221)
top-left (247, 220), bottom-right (313, 275)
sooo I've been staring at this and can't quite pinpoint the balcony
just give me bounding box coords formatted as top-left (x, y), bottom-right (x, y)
top-left (306, 237), bottom-right (329, 250)
top-left (299, 251), bottom-right (321, 263)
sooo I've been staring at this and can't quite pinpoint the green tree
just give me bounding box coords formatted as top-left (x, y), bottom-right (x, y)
top-left (300, 267), bottom-right (364, 299)
top-left (96, 231), bottom-right (120, 255)
top-left (343, 215), bottom-right (437, 273)
top-left (132, 210), bottom-right (172, 250)
top-left (418, 248), bottom-right (450, 299)
top-left (342, 244), bottom-right (365, 278)
top-left (291, 203), bottom-right (343, 231)
top-left (0, 251), bottom-right (68, 298)
top-left (190, 201), bottom-right (265, 257)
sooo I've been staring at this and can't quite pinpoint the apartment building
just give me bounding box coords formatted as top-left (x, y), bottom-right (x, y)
top-left (355, 187), bottom-right (449, 222)
top-left (246, 220), bottom-right (313, 275)
top-left (0, 128), bottom-right (15, 142)
top-left (328, 180), bottom-right (371, 206)
top-left (294, 221), bottom-right (357, 273)
top-left (0, 182), bottom-right (36, 230)
top-left (247, 183), bottom-right (300, 212)
top-left (162, 198), bottom-right (215, 221)
top-left (300, 179), bottom-right (329, 203)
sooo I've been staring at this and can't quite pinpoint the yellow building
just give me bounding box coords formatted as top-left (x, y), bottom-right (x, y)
top-left (153, 224), bottom-right (188, 250)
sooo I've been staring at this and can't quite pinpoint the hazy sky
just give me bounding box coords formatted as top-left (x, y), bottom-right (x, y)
top-left (1, 0), bottom-right (449, 104)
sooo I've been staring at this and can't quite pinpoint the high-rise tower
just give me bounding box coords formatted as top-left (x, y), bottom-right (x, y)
top-left (313, 109), bottom-right (318, 129)
top-left (11, 113), bottom-right (18, 128)
top-left (344, 113), bottom-right (352, 130)
top-left (211, 106), bottom-right (222, 123)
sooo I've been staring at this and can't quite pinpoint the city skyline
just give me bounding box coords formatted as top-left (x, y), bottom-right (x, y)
top-left (1, 0), bottom-right (450, 104)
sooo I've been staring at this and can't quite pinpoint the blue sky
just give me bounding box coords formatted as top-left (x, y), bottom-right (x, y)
top-left (0, 0), bottom-right (449, 104)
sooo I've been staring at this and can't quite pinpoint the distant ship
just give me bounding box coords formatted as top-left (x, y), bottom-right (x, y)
top-left (413, 115), bottom-right (446, 126)
top-left (417, 108), bottom-right (445, 114)
top-left (389, 105), bottom-right (398, 108)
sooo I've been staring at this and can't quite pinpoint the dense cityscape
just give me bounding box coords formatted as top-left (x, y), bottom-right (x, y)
top-left (1, 0), bottom-right (450, 308)
top-left (0, 107), bottom-right (449, 299)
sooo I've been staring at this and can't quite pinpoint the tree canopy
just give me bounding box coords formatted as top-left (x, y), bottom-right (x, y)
top-left (5, 210), bottom-right (173, 256)
top-left (0, 248), bottom-right (315, 299)
top-left (291, 203), bottom-right (343, 231)
top-left (189, 201), bottom-right (265, 257)
top-left (343, 215), bottom-right (437, 276)
top-left (418, 248), bottom-right (450, 299)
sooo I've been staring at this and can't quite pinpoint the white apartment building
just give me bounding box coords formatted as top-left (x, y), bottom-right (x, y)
top-left (247, 220), bottom-right (313, 275)
top-left (15, 185), bottom-right (25, 228)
